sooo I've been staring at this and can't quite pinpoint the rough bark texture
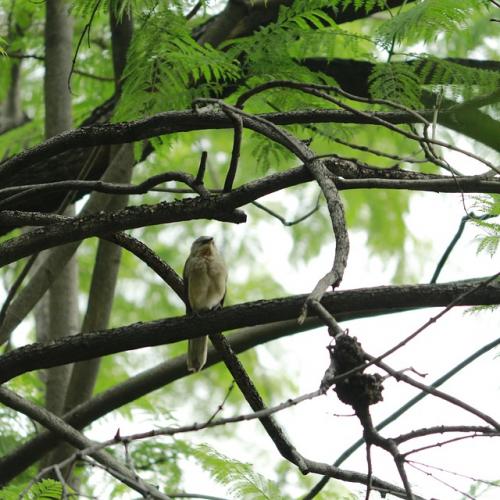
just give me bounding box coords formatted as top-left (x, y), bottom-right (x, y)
top-left (0, 279), bottom-right (498, 385)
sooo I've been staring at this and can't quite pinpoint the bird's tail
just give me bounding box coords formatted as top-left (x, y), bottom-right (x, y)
top-left (187, 336), bottom-right (208, 372)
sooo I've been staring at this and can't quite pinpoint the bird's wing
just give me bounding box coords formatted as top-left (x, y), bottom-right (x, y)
top-left (214, 270), bottom-right (227, 310)
top-left (182, 257), bottom-right (192, 314)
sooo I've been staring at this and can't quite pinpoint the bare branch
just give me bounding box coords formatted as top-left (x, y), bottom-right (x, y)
top-left (305, 333), bottom-right (500, 498)
top-left (0, 279), bottom-right (498, 384)
top-left (2, 307), bottom-right (495, 485)
top-left (373, 356), bottom-right (500, 431)
top-left (430, 213), bottom-right (497, 283)
top-left (0, 387), bottom-right (170, 499)
top-left (195, 150), bottom-right (208, 185)
top-left (252, 193), bottom-right (322, 226)
top-left (0, 108), bottom-right (441, 179)
top-left (395, 425), bottom-right (499, 444)
top-left (222, 108), bottom-right (243, 192)
top-left (0, 170), bottom-right (210, 209)
top-left (236, 80), bottom-right (499, 172)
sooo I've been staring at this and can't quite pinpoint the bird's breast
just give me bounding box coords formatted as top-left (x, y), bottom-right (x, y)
top-left (188, 255), bottom-right (227, 311)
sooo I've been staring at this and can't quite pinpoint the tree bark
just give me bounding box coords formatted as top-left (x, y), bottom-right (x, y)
top-left (43, 0), bottom-right (77, 423)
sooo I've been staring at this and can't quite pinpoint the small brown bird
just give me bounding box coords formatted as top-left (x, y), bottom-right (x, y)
top-left (183, 236), bottom-right (227, 372)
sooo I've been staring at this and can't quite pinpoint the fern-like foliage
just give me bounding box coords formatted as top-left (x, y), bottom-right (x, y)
top-left (368, 62), bottom-right (422, 107)
top-left (223, 1), bottom-right (339, 85)
top-left (115, 7), bottom-right (240, 121)
top-left (472, 195), bottom-right (500, 257)
top-left (191, 444), bottom-right (286, 499)
top-left (414, 55), bottom-right (500, 99)
top-left (377, 0), bottom-right (489, 47)
top-left (341, 0), bottom-right (387, 11)
top-left (0, 479), bottom-right (63, 500)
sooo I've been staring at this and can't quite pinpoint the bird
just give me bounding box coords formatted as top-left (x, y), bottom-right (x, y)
top-left (183, 236), bottom-right (228, 372)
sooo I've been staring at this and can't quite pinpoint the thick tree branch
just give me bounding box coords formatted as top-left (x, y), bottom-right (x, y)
top-left (0, 197), bottom-right (246, 266)
top-left (1, 164), bottom-right (497, 266)
top-left (301, 58), bottom-right (500, 100)
top-left (0, 108), bottom-right (439, 180)
top-left (2, 313), bottom-right (495, 486)
top-left (0, 279), bottom-right (498, 384)
top-left (2, 165), bottom-right (498, 216)
top-left (0, 318), bottom-right (323, 483)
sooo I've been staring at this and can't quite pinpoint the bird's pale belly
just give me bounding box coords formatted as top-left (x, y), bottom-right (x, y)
top-left (188, 259), bottom-right (226, 311)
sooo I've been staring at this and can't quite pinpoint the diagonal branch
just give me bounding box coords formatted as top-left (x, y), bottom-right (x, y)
top-left (0, 387), bottom-right (170, 499)
top-left (208, 330), bottom-right (309, 471)
top-left (206, 333), bottom-right (419, 499)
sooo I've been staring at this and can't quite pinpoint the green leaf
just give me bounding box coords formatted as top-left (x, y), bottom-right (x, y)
top-left (368, 62), bottom-right (422, 107)
top-left (191, 444), bottom-right (286, 499)
top-left (0, 479), bottom-right (64, 500)
top-left (377, 0), bottom-right (487, 47)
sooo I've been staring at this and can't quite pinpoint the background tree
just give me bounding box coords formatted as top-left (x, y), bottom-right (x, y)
top-left (0, 0), bottom-right (499, 498)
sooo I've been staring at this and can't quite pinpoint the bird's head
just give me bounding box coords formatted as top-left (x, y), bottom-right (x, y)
top-left (191, 236), bottom-right (215, 256)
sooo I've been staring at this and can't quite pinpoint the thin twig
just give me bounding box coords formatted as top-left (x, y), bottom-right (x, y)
top-left (373, 356), bottom-right (500, 431)
top-left (195, 151), bottom-right (208, 185)
top-left (403, 433), bottom-right (488, 458)
top-left (360, 272), bottom-right (500, 377)
top-left (237, 80), bottom-right (499, 173)
top-left (364, 444), bottom-right (373, 500)
top-left (68, 0), bottom-right (102, 93)
top-left (222, 108), bottom-right (243, 193)
top-left (408, 461), bottom-right (476, 499)
top-left (6, 52), bottom-right (113, 81)
top-left (408, 458), bottom-right (500, 487)
top-left (251, 193), bottom-right (321, 227)
top-left (395, 425), bottom-right (498, 444)
top-left (325, 134), bottom-right (428, 164)
top-left (430, 213), bottom-right (497, 283)
top-left (205, 381), bottom-right (235, 425)
top-left (0, 170), bottom-right (210, 209)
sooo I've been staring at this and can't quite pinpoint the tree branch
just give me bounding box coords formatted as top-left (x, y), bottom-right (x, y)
top-left (0, 387), bottom-right (170, 499)
top-left (0, 279), bottom-right (498, 384)
top-left (0, 197), bottom-right (246, 266)
top-left (0, 108), bottom-right (440, 180)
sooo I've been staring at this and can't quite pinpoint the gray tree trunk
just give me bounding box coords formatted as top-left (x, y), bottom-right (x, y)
top-left (48, 6), bottom-right (134, 470)
top-left (43, 0), bottom-right (77, 420)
